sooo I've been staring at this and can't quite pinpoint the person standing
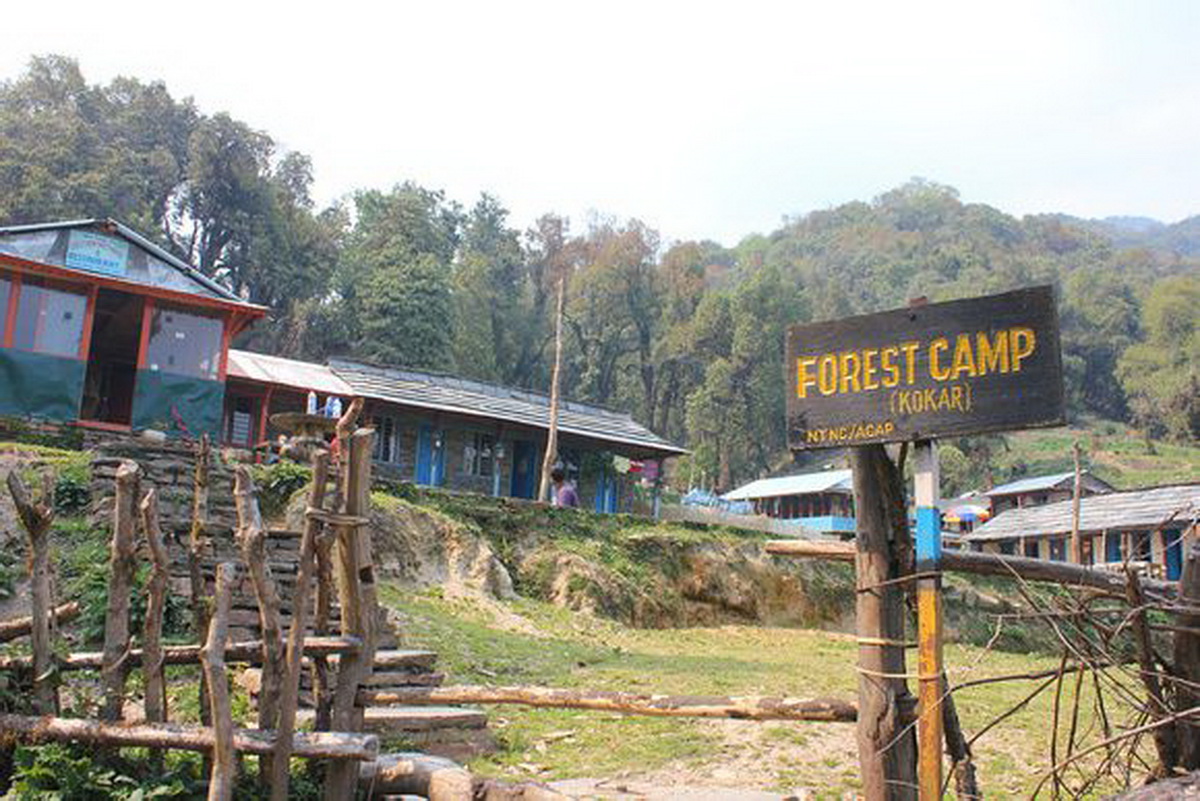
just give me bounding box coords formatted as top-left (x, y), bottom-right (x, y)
top-left (550, 465), bottom-right (579, 508)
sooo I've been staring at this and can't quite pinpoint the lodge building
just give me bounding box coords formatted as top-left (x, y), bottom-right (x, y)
top-left (0, 219), bottom-right (684, 512)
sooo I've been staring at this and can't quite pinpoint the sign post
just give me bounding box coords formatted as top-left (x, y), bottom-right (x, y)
top-left (785, 286), bottom-right (1066, 800)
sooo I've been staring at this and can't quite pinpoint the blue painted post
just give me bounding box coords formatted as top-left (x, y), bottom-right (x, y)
top-left (914, 440), bottom-right (944, 800)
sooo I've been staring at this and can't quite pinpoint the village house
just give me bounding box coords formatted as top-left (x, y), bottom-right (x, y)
top-left (1, 219), bottom-right (684, 513)
top-left (984, 470), bottom-right (1114, 515)
top-left (963, 482), bottom-right (1199, 580)
top-left (722, 469), bottom-right (856, 535)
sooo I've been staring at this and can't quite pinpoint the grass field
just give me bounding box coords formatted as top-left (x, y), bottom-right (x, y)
top-left (383, 587), bottom-right (1144, 798)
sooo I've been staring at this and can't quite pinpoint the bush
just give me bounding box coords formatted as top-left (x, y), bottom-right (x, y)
top-left (251, 461), bottom-right (312, 520)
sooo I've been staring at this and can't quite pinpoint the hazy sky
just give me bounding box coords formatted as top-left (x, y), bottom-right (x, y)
top-left (3, 1), bottom-right (1198, 245)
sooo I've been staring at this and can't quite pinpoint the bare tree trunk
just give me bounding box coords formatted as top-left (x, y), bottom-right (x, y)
top-left (6, 471), bottom-right (57, 715)
top-left (851, 445), bottom-right (918, 800)
top-left (270, 452), bottom-right (330, 801)
top-left (324, 429), bottom-right (378, 801)
top-left (1176, 538), bottom-right (1200, 769)
top-left (233, 467), bottom-right (284, 788)
top-left (537, 277), bottom-right (565, 503)
top-left (188, 436), bottom-right (212, 775)
top-left (204, 562), bottom-right (238, 801)
top-left (140, 489), bottom-right (169, 725)
top-left (102, 461), bottom-right (140, 722)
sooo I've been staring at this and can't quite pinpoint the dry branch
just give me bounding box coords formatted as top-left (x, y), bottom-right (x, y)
top-left (0, 713), bottom-right (378, 760)
top-left (102, 461), bottom-right (139, 722)
top-left (188, 435), bottom-right (211, 734)
top-left (358, 685), bottom-right (857, 721)
top-left (358, 752), bottom-right (474, 801)
top-left (0, 602), bottom-right (80, 643)
top-left (270, 451), bottom-right (330, 801)
top-left (6, 470), bottom-right (57, 714)
top-left (204, 562), bottom-right (237, 801)
top-left (140, 489), bottom-right (169, 724)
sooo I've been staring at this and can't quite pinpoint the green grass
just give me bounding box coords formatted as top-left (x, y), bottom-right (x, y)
top-left (383, 586), bottom-right (1149, 796)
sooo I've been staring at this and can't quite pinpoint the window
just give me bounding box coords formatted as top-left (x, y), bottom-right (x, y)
top-left (373, 416), bottom-right (398, 463)
top-left (1049, 538), bottom-right (1067, 562)
top-left (463, 432), bottom-right (495, 477)
top-left (13, 282), bottom-right (86, 357)
top-left (226, 396), bottom-right (255, 446)
top-left (145, 306), bottom-right (223, 380)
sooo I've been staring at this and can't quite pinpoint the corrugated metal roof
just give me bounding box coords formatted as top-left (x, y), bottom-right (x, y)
top-left (0, 218), bottom-right (263, 309)
top-left (965, 483), bottom-right (1200, 542)
top-left (329, 359), bottom-right (685, 457)
top-left (985, 470), bottom-right (1112, 497)
top-left (724, 470), bottom-right (853, 501)
top-left (227, 350), bottom-right (353, 396)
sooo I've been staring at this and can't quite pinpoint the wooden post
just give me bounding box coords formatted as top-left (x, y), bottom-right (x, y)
top-left (324, 428), bottom-right (378, 801)
top-left (102, 460), bottom-right (139, 722)
top-left (140, 489), bottom-right (169, 724)
top-left (204, 562), bottom-right (238, 801)
top-left (1070, 440), bottom-right (1083, 566)
top-left (850, 445), bottom-right (918, 800)
top-left (6, 471), bottom-right (57, 715)
top-left (233, 466), bottom-right (285, 788)
top-left (1176, 537), bottom-right (1200, 769)
top-left (537, 276), bottom-right (566, 503)
top-left (269, 451), bottom-right (330, 801)
top-left (312, 514), bottom-right (336, 732)
top-left (188, 435), bottom-right (212, 735)
top-left (913, 440), bottom-right (944, 800)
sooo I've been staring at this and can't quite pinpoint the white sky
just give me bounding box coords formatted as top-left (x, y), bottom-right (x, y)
top-left (3, 0), bottom-right (1199, 245)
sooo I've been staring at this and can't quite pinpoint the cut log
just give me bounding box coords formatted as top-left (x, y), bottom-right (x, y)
top-left (0, 713), bottom-right (378, 760)
top-left (0, 602), bottom-right (80, 644)
top-left (359, 752), bottom-right (473, 801)
top-left (5, 471), bottom-right (56, 715)
top-left (766, 539), bottom-right (1179, 601)
top-left (102, 461), bottom-right (139, 722)
top-left (140, 488), bottom-right (169, 724)
top-left (204, 562), bottom-right (238, 801)
top-left (271, 451), bottom-right (330, 801)
top-left (357, 686), bottom-right (857, 722)
top-left (0, 636), bottom-right (363, 673)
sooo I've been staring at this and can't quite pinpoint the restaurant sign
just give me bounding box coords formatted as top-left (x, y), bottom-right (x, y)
top-left (786, 286), bottom-right (1065, 450)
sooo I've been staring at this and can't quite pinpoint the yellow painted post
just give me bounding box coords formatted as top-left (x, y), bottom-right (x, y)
top-left (914, 440), bottom-right (944, 799)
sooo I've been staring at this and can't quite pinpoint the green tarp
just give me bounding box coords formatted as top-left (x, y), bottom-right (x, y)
top-left (0, 348), bottom-right (84, 422)
top-left (131, 369), bottom-right (224, 438)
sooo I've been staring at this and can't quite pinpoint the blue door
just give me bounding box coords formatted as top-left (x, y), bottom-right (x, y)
top-left (1166, 530), bottom-right (1183, 581)
top-left (1105, 531), bottom-right (1122, 563)
top-left (416, 425), bottom-right (445, 486)
top-left (510, 440), bottom-right (538, 499)
top-left (593, 466), bottom-right (619, 514)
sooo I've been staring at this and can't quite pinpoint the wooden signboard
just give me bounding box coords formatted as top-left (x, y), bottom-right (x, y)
top-left (786, 285), bottom-right (1065, 450)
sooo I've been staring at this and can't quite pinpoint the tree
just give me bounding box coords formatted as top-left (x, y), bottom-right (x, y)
top-left (359, 254), bottom-right (454, 369)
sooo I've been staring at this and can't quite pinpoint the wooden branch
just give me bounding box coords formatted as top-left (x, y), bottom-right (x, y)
top-left (941, 674), bottom-right (980, 799)
top-left (358, 752), bottom-right (473, 801)
top-left (0, 636), bottom-right (363, 673)
top-left (6, 470), bottom-right (57, 714)
top-left (1126, 566), bottom-right (1178, 775)
top-left (766, 539), bottom-right (1178, 601)
top-left (270, 452), bottom-right (330, 801)
top-left (140, 489), bottom-right (169, 724)
top-left (325, 429), bottom-right (378, 800)
top-left (0, 713), bottom-right (378, 760)
top-left (358, 685), bottom-right (857, 722)
top-left (234, 466), bottom-right (285, 790)
top-left (0, 602), bottom-right (80, 643)
top-left (102, 461), bottom-right (140, 722)
top-left (204, 562), bottom-right (237, 801)
top-left (335, 397), bottom-right (364, 446)
top-left (188, 435), bottom-right (212, 733)
top-left (312, 505), bottom-right (337, 732)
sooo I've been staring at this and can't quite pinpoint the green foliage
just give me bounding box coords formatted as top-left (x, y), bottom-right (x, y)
top-left (250, 461), bottom-right (311, 520)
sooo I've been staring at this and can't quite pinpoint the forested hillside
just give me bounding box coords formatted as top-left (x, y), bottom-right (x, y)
top-left (2, 56), bottom-right (1197, 489)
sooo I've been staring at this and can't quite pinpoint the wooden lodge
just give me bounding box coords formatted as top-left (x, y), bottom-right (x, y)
top-left (984, 469), bottom-right (1114, 515)
top-left (0, 219), bottom-right (684, 514)
top-left (723, 469), bottom-right (856, 535)
top-left (963, 482), bottom-right (1200, 580)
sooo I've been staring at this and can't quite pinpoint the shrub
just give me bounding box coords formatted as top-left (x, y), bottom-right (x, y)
top-left (251, 461), bottom-right (312, 520)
